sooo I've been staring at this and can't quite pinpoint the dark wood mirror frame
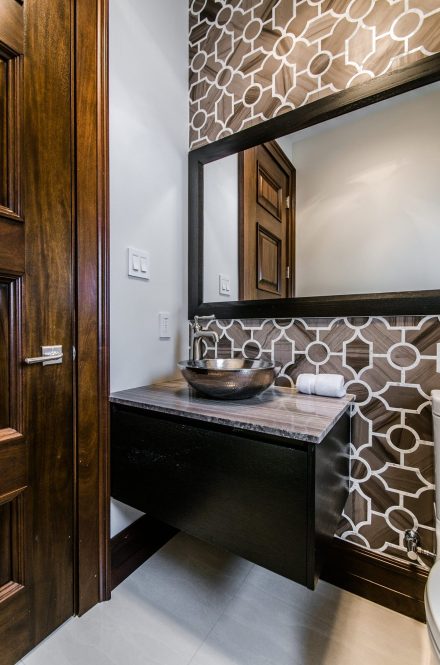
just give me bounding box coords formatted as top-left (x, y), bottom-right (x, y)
top-left (188, 53), bottom-right (440, 320)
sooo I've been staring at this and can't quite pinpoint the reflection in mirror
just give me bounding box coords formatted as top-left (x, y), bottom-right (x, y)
top-left (203, 82), bottom-right (440, 303)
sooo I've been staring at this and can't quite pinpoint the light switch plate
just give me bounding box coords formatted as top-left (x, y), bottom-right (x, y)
top-left (219, 273), bottom-right (231, 296)
top-left (128, 247), bottom-right (150, 279)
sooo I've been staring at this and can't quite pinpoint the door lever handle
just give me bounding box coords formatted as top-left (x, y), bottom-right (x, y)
top-left (24, 345), bottom-right (63, 366)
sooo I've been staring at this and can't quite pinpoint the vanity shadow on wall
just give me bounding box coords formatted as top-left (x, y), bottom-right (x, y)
top-left (189, 53), bottom-right (440, 320)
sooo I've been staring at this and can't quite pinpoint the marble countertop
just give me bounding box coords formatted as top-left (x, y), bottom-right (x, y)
top-left (110, 379), bottom-right (354, 444)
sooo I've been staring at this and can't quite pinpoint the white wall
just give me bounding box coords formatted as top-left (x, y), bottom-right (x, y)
top-left (287, 82), bottom-right (440, 296)
top-left (204, 155), bottom-right (239, 302)
top-left (206, 83), bottom-right (440, 300)
top-left (109, 0), bottom-right (188, 536)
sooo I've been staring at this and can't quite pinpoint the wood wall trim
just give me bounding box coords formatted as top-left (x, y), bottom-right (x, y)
top-left (321, 538), bottom-right (428, 623)
top-left (111, 515), bottom-right (178, 591)
top-left (75, 0), bottom-right (110, 615)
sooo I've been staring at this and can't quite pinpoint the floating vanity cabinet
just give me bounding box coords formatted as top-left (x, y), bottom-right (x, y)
top-left (110, 380), bottom-right (352, 589)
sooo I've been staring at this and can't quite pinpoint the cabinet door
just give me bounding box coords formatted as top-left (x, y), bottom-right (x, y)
top-left (112, 408), bottom-right (310, 586)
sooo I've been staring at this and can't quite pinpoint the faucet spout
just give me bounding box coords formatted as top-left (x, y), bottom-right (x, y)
top-left (190, 315), bottom-right (218, 360)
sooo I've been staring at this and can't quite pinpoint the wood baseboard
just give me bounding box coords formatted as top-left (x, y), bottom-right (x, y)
top-left (111, 518), bottom-right (428, 622)
top-left (110, 515), bottom-right (177, 590)
top-left (321, 538), bottom-right (428, 623)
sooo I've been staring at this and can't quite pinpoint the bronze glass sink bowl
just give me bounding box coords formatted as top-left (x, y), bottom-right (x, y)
top-left (177, 358), bottom-right (280, 400)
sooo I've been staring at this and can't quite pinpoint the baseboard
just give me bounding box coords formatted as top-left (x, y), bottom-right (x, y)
top-left (111, 520), bottom-right (428, 621)
top-left (321, 538), bottom-right (429, 623)
top-left (110, 514), bottom-right (178, 590)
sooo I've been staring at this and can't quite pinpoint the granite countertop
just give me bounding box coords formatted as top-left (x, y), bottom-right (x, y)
top-left (110, 379), bottom-right (354, 444)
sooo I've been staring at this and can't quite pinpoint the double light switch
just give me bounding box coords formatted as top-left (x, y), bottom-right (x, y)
top-left (128, 247), bottom-right (150, 279)
top-left (219, 273), bottom-right (231, 296)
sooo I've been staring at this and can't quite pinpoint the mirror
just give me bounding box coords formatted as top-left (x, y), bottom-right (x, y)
top-left (203, 81), bottom-right (440, 303)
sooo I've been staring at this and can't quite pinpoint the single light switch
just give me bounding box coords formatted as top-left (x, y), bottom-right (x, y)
top-left (159, 311), bottom-right (171, 339)
top-left (132, 254), bottom-right (140, 271)
top-left (128, 247), bottom-right (150, 279)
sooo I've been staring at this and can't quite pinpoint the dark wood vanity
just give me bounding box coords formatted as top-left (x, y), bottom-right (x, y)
top-left (111, 380), bottom-right (352, 589)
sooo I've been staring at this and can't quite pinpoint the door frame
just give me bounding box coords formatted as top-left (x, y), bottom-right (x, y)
top-left (75, 0), bottom-right (110, 614)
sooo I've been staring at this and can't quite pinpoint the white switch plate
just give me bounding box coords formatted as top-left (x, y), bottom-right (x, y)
top-left (159, 311), bottom-right (171, 339)
top-left (219, 273), bottom-right (231, 296)
top-left (128, 247), bottom-right (150, 279)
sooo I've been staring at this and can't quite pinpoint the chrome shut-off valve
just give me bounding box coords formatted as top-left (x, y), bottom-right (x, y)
top-left (404, 529), bottom-right (435, 561)
top-left (404, 530), bottom-right (421, 561)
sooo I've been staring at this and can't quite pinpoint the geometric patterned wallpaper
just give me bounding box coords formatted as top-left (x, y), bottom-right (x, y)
top-left (189, 0), bottom-right (440, 148)
top-left (188, 2), bottom-right (440, 569)
top-left (201, 316), bottom-right (440, 568)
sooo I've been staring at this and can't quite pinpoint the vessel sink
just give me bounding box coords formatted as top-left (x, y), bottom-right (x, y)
top-left (177, 358), bottom-right (280, 400)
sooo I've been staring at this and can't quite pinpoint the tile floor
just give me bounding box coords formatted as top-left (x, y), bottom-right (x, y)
top-left (19, 533), bottom-right (431, 665)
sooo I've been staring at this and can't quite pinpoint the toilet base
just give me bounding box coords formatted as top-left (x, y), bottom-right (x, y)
top-left (428, 624), bottom-right (440, 665)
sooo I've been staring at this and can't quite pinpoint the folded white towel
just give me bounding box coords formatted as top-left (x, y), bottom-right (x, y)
top-left (296, 373), bottom-right (346, 398)
top-left (296, 373), bottom-right (315, 395)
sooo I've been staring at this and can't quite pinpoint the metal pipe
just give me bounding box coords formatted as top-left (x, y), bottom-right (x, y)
top-left (404, 529), bottom-right (435, 561)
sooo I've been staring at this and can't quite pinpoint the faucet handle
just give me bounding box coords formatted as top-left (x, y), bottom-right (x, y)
top-left (194, 314), bottom-right (215, 330)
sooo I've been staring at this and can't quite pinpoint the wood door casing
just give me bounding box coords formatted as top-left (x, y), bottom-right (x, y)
top-left (0, 1), bottom-right (75, 663)
top-left (75, 0), bottom-right (111, 613)
top-left (239, 142), bottom-right (295, 300)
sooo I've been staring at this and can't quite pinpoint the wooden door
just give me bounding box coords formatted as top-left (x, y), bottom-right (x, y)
top-left (239, 142), bottom-right (295, 300)
top-left (0, 1), bottom-right (74, 663)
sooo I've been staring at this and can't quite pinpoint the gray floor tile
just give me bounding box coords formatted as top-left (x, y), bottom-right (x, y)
top-left (19, 534), bottom-right (431, 665)
top-left (190, 578), bottom-right (429, 665)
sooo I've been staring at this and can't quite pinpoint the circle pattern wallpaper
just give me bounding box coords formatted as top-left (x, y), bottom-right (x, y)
top-left (189, 0), bottom-right (440, 148)
top-left (198, 315), bottom-right (440, 568)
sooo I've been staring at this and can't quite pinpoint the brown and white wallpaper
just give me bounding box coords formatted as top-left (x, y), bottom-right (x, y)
top-left (189, 0), bottom-right (440, 148)
top-left (201, 316), bottom-right (439, 567)
top-left (188, 2), bottom-right (440, 569)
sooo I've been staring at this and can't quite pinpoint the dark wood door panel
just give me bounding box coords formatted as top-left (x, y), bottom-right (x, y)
top-left (0, 0), bottom-right (23, 54)
top-left (0, 220), bottom-right (24, 272)
top-left (0, 284), bottom-right (9, 428)
top-left (0, 433), bottom-right (26, 497)
top-left (0, 277), bottom-right (21, 433)
top-left (0, 44), bottom-right (22, 222)
top-left (0, 590), bottom-right (30, 665)
top-left (257, 146), bottom-right (287, 224)
top-left (257, 224), bottom-right (281, 296)
top-left (0, 502), bottom-right (12, 588)
top-left (0, 488), bottom-right (26, 600)
top-left (257, 161), bottom-right (283, 220)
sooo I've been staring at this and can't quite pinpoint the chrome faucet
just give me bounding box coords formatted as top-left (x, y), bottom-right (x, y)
top-left (190, 315), bottom-right (218, 360)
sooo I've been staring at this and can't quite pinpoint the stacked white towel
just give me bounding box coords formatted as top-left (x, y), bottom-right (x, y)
top-left (296, 373), bottom-right (346, 398)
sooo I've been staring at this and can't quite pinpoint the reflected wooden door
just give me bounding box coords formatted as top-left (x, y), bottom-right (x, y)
top-left (239, 142), bottom-right (295, 300)
top-left (0, 1), bottom-right (74, 663)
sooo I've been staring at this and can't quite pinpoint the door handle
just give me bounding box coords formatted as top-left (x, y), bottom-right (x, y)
top-left (24, 345), bottom-right (63, 366)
